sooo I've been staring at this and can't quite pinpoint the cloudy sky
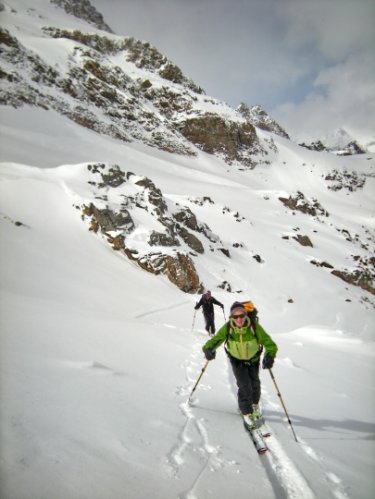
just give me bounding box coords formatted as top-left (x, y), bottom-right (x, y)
top-left (90, 0), bottom-right (375, 144)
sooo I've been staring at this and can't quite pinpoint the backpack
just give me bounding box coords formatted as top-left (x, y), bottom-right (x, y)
top-left (241, 300), bottom-right (259, 331)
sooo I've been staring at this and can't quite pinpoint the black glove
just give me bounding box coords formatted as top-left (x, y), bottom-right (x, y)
top-left (262, 354), bottom-right (274, 369)
top-left (204, 348), bottom-right (216, 361)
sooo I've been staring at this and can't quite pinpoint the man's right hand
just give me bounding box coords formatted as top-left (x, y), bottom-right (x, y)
top-left (204, 348), bottom-right (216, 361)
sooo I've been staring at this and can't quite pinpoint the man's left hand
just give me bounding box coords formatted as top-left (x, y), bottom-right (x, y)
top-left (262, 354), bottom-right (274, 369)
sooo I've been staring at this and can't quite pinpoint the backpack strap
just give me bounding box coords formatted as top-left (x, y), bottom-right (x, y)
top-left (225, 320), bottom-right (232, 343)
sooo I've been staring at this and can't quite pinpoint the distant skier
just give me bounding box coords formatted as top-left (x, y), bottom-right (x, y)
top-left (202, 301), bottom-right (277, 429)
top-left (194, 290), bottom-right (224, 336)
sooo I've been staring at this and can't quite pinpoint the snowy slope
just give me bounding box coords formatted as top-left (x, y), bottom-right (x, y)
top-left (1, 123), bottom-right (374, 499)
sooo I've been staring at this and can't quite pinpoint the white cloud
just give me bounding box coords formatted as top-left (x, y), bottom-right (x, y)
top-left (280, 0), bottom-right (375, 59)
top-left (273, 49), bottom-right (375, 143)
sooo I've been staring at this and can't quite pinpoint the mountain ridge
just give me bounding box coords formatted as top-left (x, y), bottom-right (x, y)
top-left (0, 0), bottom-right (368, 157)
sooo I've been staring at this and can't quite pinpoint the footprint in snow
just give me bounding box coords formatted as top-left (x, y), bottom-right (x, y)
top-left (88, 362), bottom-right (125, 376)
top-left (61, 360), bottom-right (125, 376)
top-left (293, 341), bottom-right (304, 347)
top-left (278, 357), bottom-right (302, 369)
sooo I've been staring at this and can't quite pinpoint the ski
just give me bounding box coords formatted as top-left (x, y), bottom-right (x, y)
top-left (243, 422), bottom-right (268, 454)
top-left (257, 417), bottom-right (272, 438)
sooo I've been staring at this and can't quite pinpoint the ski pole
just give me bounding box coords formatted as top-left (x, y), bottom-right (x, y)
top-left (191, 308), bottom-right (197, 332)
top-left (188, 360), bottom-right (209, 404)
top-left (269, 368), bottom-right (298, 442)
top-left (222, 307), bottom-right (226, 321)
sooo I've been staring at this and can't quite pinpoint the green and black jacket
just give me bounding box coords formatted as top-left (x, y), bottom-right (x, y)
top-left (202, 317), bottom-right (277, 363)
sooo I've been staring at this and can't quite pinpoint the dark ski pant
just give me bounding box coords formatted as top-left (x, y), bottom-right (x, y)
top-left (229, 357), bottom-right (261, 415)
top-left (203, 312), bottom-right (215, 335)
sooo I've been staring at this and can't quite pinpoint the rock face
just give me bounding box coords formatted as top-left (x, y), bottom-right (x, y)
top-left (331, 268), bottom-right (375, 295)
top-left (299, 140), bottom-right (327, 152)
top-left (279, 191), bottom-right (329, 217)
top-left (80, 163), bottom-right (231, 293)
top-left (82, 203), bottom-right (134, 235)
top-left (237, 103), bottom-right (290, 139)
top-left (341, 141), bottom-right (366, 155)
top-left (137, 252), bottom-right (201, 293)
top-left (299, 137), bottom-right (367, 156)
top-left (50, 0), bottom-right (114, 33)
top-left (324, 169), bottom-right (368, 192)
top-left (294, 234), bottom-right (313, 247)
top-left (179, 114), bottom-right (262, 168)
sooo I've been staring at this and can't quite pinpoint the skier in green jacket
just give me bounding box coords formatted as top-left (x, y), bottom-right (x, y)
top-left (202, 301), bottom-right (278, 429)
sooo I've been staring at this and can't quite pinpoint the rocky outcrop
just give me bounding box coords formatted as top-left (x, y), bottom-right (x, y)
top-left (310, 255), bottom-right (375, 295)
top-left (122, 38), bottom-right (203, 94)
top-left (299, 140), bottom-right (327, 152)
top-left (178, 114), bottom-right (264, 168)
top-left (293, 234), bottom-right (313, 247)
top-left (331, 268), bottom-right (375, 295)
top-left (50, 0), bottom-right (114, 33)
top-left (310, 259), bottom-right (334, 269)
top-left (279, 191), bottom-right (329, 217)
top-left (237, 103), bottom-right (289, 139)
top-left (1, 212), bottom-right (27, 228)
top-left (299, 139), bottom-right (366, 156)
top-left (82, 203), bottom-right (134, 235)
top-left (130, 250), bottom-right (201, 293)
top-left (341, 141), bottom-right (366, 155)
top-left (0, 26), bottom-right (199, 154)
top-left (79, 163), bottom-right (232, 293)
top-left (163, 253), bottom-right (201, 293)
top-left (325, 169), bottom-right (367, 192)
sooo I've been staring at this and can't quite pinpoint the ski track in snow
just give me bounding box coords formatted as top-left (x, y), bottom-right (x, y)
top-left (261, 389), bottom-right (351, 499)
top-left (297, 437), bottom-right (350, 499)
top-left (135, 300), bottom-right (190, 318)
top-left (165, 399), bottom-right (236, 499)
top-left (168, 324), bottom-right (352, 499)
top-left (166, 332), bottom-right (239, 499)
top-left (263, 437), bottom-right (315, 499)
